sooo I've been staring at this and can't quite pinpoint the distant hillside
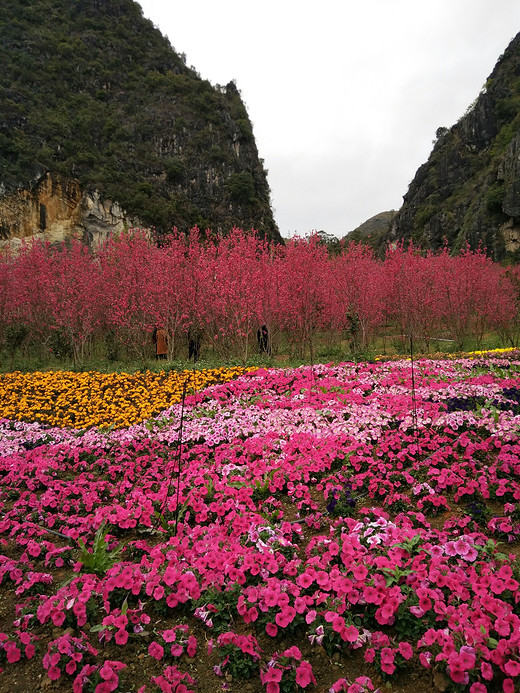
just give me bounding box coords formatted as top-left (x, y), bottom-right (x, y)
top-left (343, 211), bottom-right (395, 248)
top-left (380, 32), bottom-right (520, 262)
top-left (0, 0), bottom-right (280, 245)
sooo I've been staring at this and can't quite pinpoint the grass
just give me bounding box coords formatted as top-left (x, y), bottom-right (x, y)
top-left (0, 330), bottom-right (513, 374)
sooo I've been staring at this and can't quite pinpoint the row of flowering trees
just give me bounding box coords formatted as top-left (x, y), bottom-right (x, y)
top-left (1, 228), bottom-right (519, 363)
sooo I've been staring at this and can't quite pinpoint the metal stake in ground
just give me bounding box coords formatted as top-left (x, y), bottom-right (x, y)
top-left (154, 375), bottom-right (189, 532)
top-left (409, 334), bottom-right (420, 452)
top-left (173, 377), bottom-right (188, 530)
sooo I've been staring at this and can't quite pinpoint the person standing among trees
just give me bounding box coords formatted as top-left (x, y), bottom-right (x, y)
top-left (152, 324), bottom-right (168, 360)
top-left (188, 328), bottom-right (201, 362)
top-left (257, 324), bottom-right (271, 355)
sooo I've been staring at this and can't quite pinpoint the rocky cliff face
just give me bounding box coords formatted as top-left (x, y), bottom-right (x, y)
top-left (381, 32), bottom-right (520, 261)
top-left (0, 173), bottom-right (141, 250)
top-left (0, 0), bottom-right (281, 247)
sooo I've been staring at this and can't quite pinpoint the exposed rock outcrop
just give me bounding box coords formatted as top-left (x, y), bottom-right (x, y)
top-left (0, 173), bottom-right (140, 250)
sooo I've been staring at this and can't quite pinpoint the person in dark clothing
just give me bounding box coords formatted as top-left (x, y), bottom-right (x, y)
top-left (257, 324), bottom-right (270, 355)
top-left (188, 329), bottom-right (201, 362)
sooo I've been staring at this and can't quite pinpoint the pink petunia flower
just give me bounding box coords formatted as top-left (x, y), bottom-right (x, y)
top-left (266, 622), bottom-right (278, 637)
top-left (114, 629), bottom-right (128, 646)
top-left (342, 625), bottom-right (359, 643)
top-left (186, 635), bottom-right (197, 657)
top-left (470, 684), bottom-right (487, 693)
top-left (504, 660), bottom-right (520, 677)
top-left (295, 661), bottom-right (316, 688)
top-left (148, 641), bottom-right (164, 660)
top-left (305, 610), bottom-right (317, 624)
top-left (398, 642), bottom-right (413, 660)
top-left (481, 661), bottom-right (494, 680)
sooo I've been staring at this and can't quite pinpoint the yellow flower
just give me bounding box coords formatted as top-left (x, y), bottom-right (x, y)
top-left (0, 367), bottom-right (254, 429)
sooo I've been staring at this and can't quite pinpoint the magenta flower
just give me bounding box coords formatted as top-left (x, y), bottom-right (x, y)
top-left (264, 586), bottom-right (280, 607)
top-left (305, 610), bottom-right (317, 624)
top-left (297, 571), bottom-right (314, 589)
top-left (266, 684), bottom-right (280, 693)
top-left (465, 545), bottom-right (478, 561)
top-left (294, 597), bottom-right (307, 614)
top-left (481, 661), bottom-right (493, 680)
top-left (161, 629), bottom-right (178, 643)
top-left (398, 642), bottom-right (413, 660)
top-left (353, 565), bottom-right (368, 580)
top-left (261, 666), bottom-right (283, 683)
top-left (114, 629), bottom-right (128, 645)
top-left (148, 641), bottom-right (164, 660)
top-left (447, 663), bottom-right (469, 685)
top-left (265, 622), bottom-right (278, 637)
top-left (458, 646), bottom-right (477, 671)
top-left (504, 660), bottom-right (520, 676)
top-left (342, 625), bottom-right (360, 643)
top-left (283, 646), bottom-right (302, 660)
top-left (186, 635), bottom-right (197, 657)
top-left (364, 648), bottom-right (375, 663)
top-left (419, 651), bottom-right (432, 668)
top-left (295, 661), bottom-right (316, 688)
top-left (5, 642), bottom-right (21, 663)
top-left (100, 660), bottom-right (126, 679)
top-left (454, 538), bottom-right (470, 555)
top-left (444, 541), bottom-right (458, 557)
top-left (47, 665), bottom-right (61, 680)
top-left (470, 684), bottom-right (487, 693)
top-left (275, 606), bottom-right (296, 628)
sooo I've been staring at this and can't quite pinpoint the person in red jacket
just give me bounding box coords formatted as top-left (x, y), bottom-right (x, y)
top-left (152, 324), bottom-right (168, 360)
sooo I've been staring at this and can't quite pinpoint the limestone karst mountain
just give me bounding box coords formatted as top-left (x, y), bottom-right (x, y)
top-left (379, 31), bottom-right (520, 262)
top-left (342, 211), bottom-right (396, 249)
top-left (0, 0), bottom-right (281, 247)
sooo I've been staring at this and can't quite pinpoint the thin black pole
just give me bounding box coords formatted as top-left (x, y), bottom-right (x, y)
top-left (0, 512), bottom-right (70, 539)
top-left (173, 377), bottom-right (188, 530)
top-left (409, 334), bottom-right (420, 452)
top-left (154, 375), bottom-right (189, 531)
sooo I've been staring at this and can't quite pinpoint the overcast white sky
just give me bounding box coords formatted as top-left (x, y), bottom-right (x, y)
top-left (137, 1), bottom-right (519, 239)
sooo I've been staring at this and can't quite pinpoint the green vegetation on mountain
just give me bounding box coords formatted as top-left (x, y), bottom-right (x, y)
top-left (342, 211), bottom-right (395, 248)
top-left (381, 32), bottom-right (520, 262)
top-left (0, 0), bottom-right (280, 239)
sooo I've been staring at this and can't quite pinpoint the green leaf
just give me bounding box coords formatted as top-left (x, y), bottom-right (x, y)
top-left (77, 520), bottom-right (122, 575)
top-left (90, 624), bottom-right (107, 633)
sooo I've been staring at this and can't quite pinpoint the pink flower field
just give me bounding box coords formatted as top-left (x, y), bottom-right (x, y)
top-left (1, 355), bottom-right (520, 692)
